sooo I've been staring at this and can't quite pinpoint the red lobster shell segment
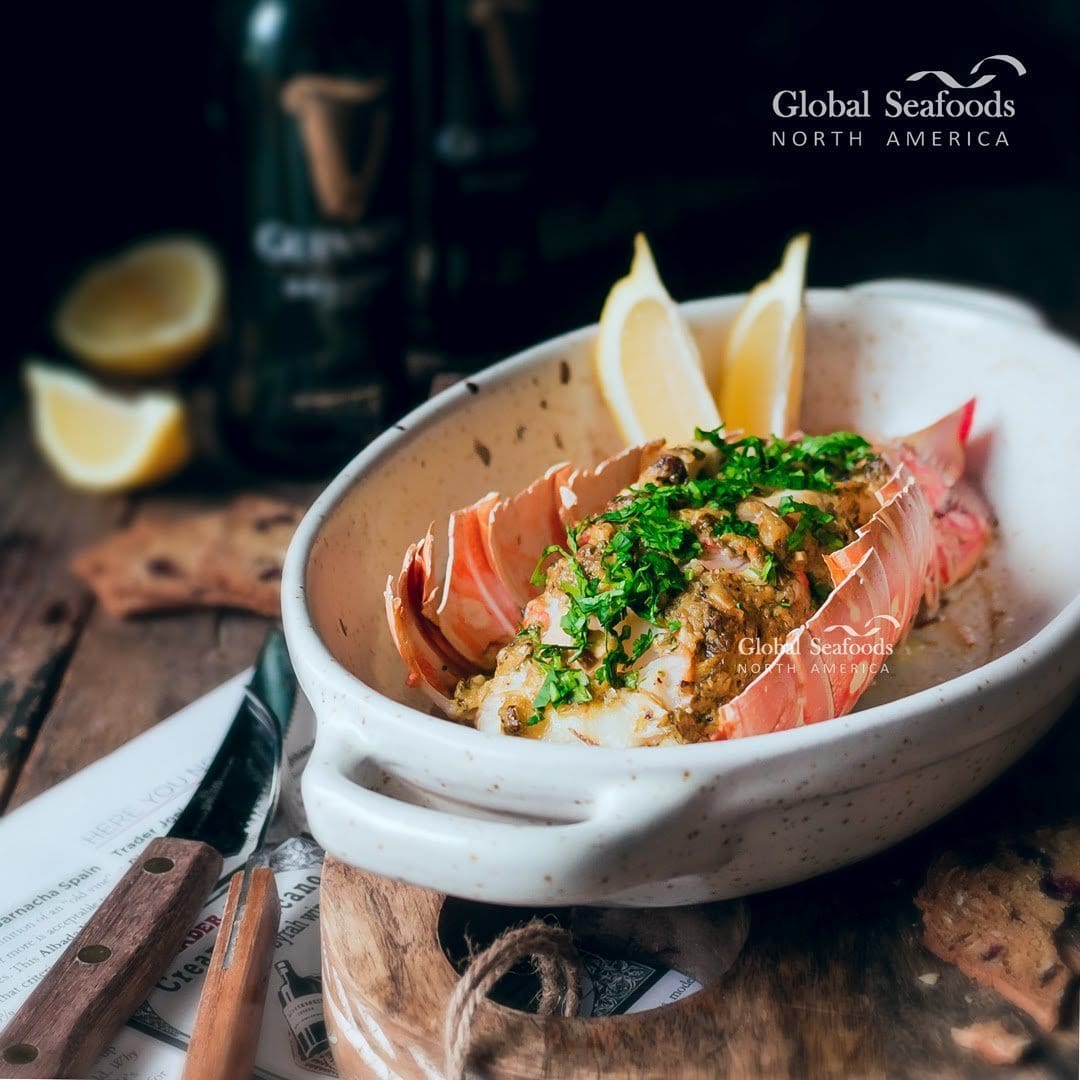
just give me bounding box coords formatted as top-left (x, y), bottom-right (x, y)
top-left (383, 441), bottom-right (664, 697)
top-left (886, 398), bottom-right (993, 599)
top-left (384, 529), bottom-right (472, 707)
top-left (384, 404), bottom-right (991, 739)
top-left (711, 468), bottom-right (934, 739)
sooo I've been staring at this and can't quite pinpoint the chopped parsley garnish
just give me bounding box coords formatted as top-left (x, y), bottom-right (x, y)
top-left (529, 645), bottom-right (592, 724)
top-left (712, 514), bottom-right (759, 539)
top-left (777, 496), bottom-right (844, 552)
top-left (596, 627), bottom-right (655, 689)
top-left (793, 432), bottom-right (874, 472)
top-left (754, 553), bottom-right (778, 585)
top-left (523, 429), bottom-right (875, 722)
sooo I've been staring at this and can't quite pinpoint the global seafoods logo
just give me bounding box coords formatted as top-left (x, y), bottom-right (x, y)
top-left (771, 54), bottom-right (1026, 151)
top-left (736, 614), bottom-right (900, 678)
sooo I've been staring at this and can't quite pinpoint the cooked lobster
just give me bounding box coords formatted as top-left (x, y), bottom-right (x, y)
top-left (385, 401), bottom-right (992, 746)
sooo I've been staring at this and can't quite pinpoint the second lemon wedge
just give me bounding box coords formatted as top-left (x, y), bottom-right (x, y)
top-left (595, 235), bottom-right (721, 445)
top-left (55, 237), bottom-right (223, 378)
top-left (25, 362), bottom-right (192, 492)
top-left (714, 233), bottom-right (810, 438)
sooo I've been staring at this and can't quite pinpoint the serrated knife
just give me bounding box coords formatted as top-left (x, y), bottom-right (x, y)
top-left (0, 629), bottom-right (296, 1079)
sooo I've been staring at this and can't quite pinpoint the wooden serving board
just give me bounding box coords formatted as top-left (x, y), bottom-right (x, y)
top-left (319, 768), bottom-right (1080, 1080)
top-left (320, 858), bottom-right (752, 1080)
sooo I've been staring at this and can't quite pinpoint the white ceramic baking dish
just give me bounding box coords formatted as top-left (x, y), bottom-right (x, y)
top-left (282, 279), bottom-right (1080, 906)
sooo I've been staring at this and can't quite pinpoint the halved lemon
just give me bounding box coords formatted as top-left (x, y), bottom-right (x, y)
top-left (25, 361), bottom-right (192, 492)
top-left (55, 237), bottom-right (223, 378)
top-left (595, 234), bottom-right (721, 445)
top-left (714, 233), bottom-right (809, 438)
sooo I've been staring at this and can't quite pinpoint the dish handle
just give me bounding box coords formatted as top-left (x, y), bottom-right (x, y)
top-left (302, 724), bottom-right (720, 905)
top-left (851, 279), bottom-right (1045, 327)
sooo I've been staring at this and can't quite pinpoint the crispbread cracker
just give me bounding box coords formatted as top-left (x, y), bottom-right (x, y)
top-left (915, 822), bottom-right (1080, 1031)
top-left (71, 497), bottom-right (303, 618)
top-left (204, 497), bottom-right (304, 613)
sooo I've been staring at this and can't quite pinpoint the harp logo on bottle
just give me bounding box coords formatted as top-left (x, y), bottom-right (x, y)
top-left (281, 74), bottom-right (392, 223)
top-left (770, 55), bottom-right (1025, 150)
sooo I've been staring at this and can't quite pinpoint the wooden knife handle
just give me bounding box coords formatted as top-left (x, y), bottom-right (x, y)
top-left (0, 836), bottom-right (222, 1079)
top-left (182, 866), bottom-right (280, 1080)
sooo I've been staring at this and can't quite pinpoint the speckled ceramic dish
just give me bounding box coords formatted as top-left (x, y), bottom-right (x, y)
top-left (283, 280), bottom-right (1080, 906)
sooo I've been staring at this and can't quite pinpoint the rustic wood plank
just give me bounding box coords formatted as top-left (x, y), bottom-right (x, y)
top-left (9, 601), bottom-right (272, 809)
top-left (718, 866), bottom-right (1061, 1079)
top-left (716, 706), bottom-right (1079, 1079)
top-left (7, 477), bottom-right (317, 810)
top-left (0, 397), bottom-right (132, 808)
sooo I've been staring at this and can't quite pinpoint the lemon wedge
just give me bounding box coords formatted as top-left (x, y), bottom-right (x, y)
top-left (25, 362), bottom-right (192, 492)
top-left (595, 234), bottom-right (721, 445)
top-left (714, 233), bottom-right (809, 438)
top-left (55, 237), bottom-right (223, 378)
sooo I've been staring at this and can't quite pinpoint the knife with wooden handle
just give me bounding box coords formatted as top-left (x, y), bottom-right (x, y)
top-left (0, 630), bottom-right (296, 1079)
top-left (182, 864), bottom-right (281, 1080)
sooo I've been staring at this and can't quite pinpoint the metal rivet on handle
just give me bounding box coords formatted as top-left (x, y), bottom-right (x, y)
top-left (143, 856), bottom-right (175, 874)
top-left (77, 944), bottom-right (112, 964)
top-left (2, 1043), bottom-right (39, 1065)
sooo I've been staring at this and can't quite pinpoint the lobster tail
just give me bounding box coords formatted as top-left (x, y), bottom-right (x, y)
top-left (385, 401), bottom-right (993, 743)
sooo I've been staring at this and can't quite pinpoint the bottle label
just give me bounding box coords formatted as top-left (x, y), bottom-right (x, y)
top-left (282, 992), bottom-right (324, 1035)
top-left (254, 220), bottom-right (399, 262)
top-left (253, 219), bottom-right (400, 310)
top-left (250, 72), bottom-right (403, 312)
top-left (291, 382), bottom-right (385, 419)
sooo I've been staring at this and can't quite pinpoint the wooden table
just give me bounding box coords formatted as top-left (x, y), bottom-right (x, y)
top-left (1, 388), bottom-right (1077, 1078)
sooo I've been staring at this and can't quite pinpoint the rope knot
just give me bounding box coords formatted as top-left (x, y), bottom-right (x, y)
top-left (444, 918), bottom-right (582, 1079)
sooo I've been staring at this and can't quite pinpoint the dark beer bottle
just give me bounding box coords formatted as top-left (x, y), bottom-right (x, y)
top-left (219, 0), bottom-right (410, 474)
top-left (410, 0), bottom-right (542, 369)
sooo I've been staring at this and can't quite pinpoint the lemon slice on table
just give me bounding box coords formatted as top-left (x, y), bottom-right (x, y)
top-left (595, 234), bottom-right (721, 445)
top-left (714, 233), bottom-right (810, 438)
top-left (55, 237), bottom-right (223, 378)
top-left (24, 362), bottom-right (192, 492)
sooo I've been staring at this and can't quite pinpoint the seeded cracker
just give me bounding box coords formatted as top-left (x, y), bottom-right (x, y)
top-left (915, 823), bottom-right (1080, 1031)
top-left (71, 497), bottom-right (303, 618)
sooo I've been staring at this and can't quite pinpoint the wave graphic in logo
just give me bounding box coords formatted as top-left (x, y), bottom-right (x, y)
top-left (822, 613), bottom-right (902, 638)
top-left (906, 54), bottom-right (1026, 90)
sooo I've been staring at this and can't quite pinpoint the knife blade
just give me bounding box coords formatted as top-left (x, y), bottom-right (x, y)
top-left (0, 629), bottom-right (296, 1079)
top-left (170, 629), bottom-right (294, 862)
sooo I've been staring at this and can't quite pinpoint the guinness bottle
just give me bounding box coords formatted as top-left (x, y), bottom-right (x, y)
top-left (220, 0), bottom-right (410, 473)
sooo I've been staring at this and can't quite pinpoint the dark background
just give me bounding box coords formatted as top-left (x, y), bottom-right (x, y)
top-left (8, 0), bottom-right (1080, 378)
